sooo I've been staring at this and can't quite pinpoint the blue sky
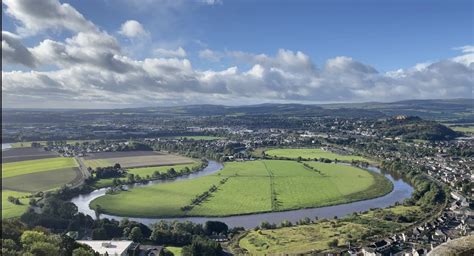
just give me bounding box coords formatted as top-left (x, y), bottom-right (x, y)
top-left (2, 0), bottom-right (473, 108)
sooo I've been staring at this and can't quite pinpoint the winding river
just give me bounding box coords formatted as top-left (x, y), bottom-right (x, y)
top-left (70, 161), bottom-right (413, 229)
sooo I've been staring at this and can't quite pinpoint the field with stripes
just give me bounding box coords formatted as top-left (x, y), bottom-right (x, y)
top-left (90, 160), bottom-right (392, 217)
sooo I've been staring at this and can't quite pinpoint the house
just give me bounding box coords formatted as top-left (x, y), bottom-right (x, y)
top-left (76, 240), bottom-right (135, 256)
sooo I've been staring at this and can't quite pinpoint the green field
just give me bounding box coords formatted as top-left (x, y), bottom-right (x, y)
top-left (91, 160), bottom-right (392, 217)
top-left (2, 157), bottom-right (78, 178)
top-left (165, 246), bottom-right (182, 256)
top-left (93, 163), bottom-right (198, 188)
top-left (2, 190), bottom-right (32, 219)
top-left (238, 205), bottom-right (421, 254)
top-left (450, 126), bottom-right (474, 133)
top-left (264, 148), bottom-right (370, 162)
top-left (3, 168), bottom-right (81, 192)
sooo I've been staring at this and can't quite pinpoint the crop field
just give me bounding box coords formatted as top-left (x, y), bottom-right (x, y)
top-left (3, 167), bottom-right (81, 192)
top-left (238, 205), bottom-right (421, 254)
top-left (2, 190), bottom-right (31, 219)
top-left (264, 148), bottom-right (370, 162)
top-left (2, 157), bottom-right (78, 178)
top-left (2, 147), bottom-right (59, 163)
top-left (91, 160), bottom-right (391, 217)
top-left (93, 162), bottom-right (199, 188)
top-left (83, 151), bottom-right (195, 168)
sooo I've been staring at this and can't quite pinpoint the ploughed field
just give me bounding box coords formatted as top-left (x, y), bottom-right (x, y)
top-left (1, 154), bottom-right (80, 218)
top-left (264, 148), bottom-right (370, 162)
top-left (2, 147), bottom-right (59, 163)
top-left (90, 160), bottom-right (392, 217)
top-left (82, 151), bottom-right (195, 169)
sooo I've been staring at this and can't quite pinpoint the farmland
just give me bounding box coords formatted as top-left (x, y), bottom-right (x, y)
top-left (90, 160), bottom-right (392, 217)
top-left (1, 156), bottom-right (80, 218)
top-left (238, 205), bottom-right (421, 254)
top-left (93, 162), bottom-right (199, 188)
top-left (264, 148), bottom-right (370, 162)
top-left (83, 151), bottom-right (195, 169)
top-left (2, 157), bottom-right (78, 178)
top-left (2, 147), bottom-right (59, 163)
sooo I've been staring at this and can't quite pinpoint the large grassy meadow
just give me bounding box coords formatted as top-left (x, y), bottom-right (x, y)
top-left (264, 148), bottom-right (370, 162)
top-left (91, 160), bottom-right (392, 217)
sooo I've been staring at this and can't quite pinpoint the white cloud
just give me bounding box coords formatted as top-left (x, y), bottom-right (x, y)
top-left (199, 0), bottom-right (223, 5)
top-left (119, 20), bottom-right (150, 38)
top-left (2, 31), bottom-right (37, 67)
top-left (3, 0), bottom-right (97, 36)
top-left (154, 47), bottom-right (187, 58)
top-left (1, 1), bottom-right (473, 108)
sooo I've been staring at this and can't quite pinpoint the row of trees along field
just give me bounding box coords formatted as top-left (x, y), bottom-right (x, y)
top-left (10, 185), bottom-right (245, 256)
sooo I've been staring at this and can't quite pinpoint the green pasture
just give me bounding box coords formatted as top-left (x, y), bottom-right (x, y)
top-left (93, 163), bottom-right (198, 188)
top-left (2, 157), bottom-right (78, 178)
top-left (2, 190), bottom-right (32, 219)
top-left (91, 160), bottom-right (391, 217)
top-left (264, 148), bottom-right (370, 162)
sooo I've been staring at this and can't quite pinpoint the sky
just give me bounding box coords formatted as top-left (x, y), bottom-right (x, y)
top-left (2, 0), bottom-right (473, 108)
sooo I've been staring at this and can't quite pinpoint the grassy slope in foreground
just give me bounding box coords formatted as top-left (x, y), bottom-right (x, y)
top-left (265, 148), bottom-right (370, 162)
top-left (238, 205), bottom-right (421, 254)
top-left (2, 157), bottom-right (78, 178)
top-left (91, 160), bottom-right (392, 217)
top-left (94, 162), bottom-right (198, 188)
top-left (2, 190), bottom-right (31, 219)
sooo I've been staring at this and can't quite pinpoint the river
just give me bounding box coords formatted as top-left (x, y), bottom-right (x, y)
top-left (70, 161), bottom-right (413, 229)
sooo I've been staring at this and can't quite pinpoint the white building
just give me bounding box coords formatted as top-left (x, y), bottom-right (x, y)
top-left (76, 240), bottom-right (134, 256)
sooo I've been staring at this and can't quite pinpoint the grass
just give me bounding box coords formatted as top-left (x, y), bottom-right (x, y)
top-left (83, 154), bottom-right (194, 169)
top-left (449, 126), bottom-right (474, 133)
top-left (91, 160), bottom-right (392, 217)
top-left (93, 163), bottom-right (198, 188)
top-left (2, 190), bottom-right (31, 219)
top-left (165, 246), bottom-right (182, 256)
top-left (238, 205), bottom-right (421, 254)
top-left (83, 158), bottom-right (112, 169)
top-left (2, 157), bottom-right (78, 178)
top-left (264, 148), bottom-right (370, 162)
top-left (3, 168), bottom-right (81, 192)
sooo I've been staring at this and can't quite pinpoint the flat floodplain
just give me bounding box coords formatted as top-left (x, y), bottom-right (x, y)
top-left (2, 157), bottom-right (78, 178)
top-left (91, 160), bottom-right (392, 217)
top-left (2, 147), bottom-right (59, 163)
top-left (93, 162), bottom-right (199, 188)
top-left (83, 151), bottom-right (195, 168)
top-left (265, 148), bottom-right (370, 162)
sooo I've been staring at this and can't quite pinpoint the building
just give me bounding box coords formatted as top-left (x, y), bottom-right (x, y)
top-left (76, 240), bottom-right (135, 256)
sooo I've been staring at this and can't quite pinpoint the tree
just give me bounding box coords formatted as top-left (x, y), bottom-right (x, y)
top-left (29, 241), bottom-right (60, 256)
top-left (73, 247), bottom-right (97, 256)
top-left (204, 221), bottom-right (228, 235)
top-left (129, 227), bottom-right (143, 242)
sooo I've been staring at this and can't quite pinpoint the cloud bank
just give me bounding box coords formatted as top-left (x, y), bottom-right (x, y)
top-left (2, 0), bottom-right (473, 108)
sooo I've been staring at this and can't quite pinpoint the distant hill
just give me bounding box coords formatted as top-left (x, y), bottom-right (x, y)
top-left (375, 116), bottom-right (460, 141)
top-left (321, 98), bottom-right (473, 122)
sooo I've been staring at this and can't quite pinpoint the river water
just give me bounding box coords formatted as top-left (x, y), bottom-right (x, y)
top-left (70, 161), bottom-right (413, 229)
